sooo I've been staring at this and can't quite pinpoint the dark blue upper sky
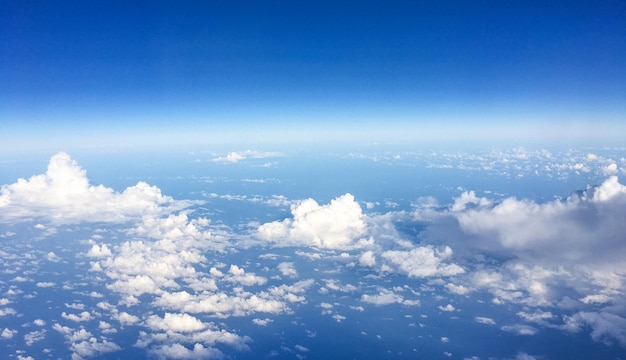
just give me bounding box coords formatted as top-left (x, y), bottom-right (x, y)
top-left (1, 1), bottom-right (625, 149)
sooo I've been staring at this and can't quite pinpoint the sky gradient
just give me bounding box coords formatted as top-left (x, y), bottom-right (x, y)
top-left (2, 1), bottom-right (625, 151)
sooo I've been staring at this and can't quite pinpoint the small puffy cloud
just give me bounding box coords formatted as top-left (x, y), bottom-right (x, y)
top-left (361, 289), bottom-right (408, 306)
top-left (33, 319), bottom-right (46, 326)
top-left (438, 304), bottom-right (455, 312)
top-left (501, 324), bottom-right (539, 336)
top-left (603, 162), bottom-right (618, 175)
top-left (70, 338), bottom-right (121, 359)
top-left (295, 344), bottom-right (309, 352)
top-left (0, 152), bottom-right (197, 224)
top-left (36, 282), bottom-right (56, 288)
top-left (226, 265), bottom-right (267, 286)
top-left (475, 316), bottom-right (496, 325)
top-left (1, 328), bottom-right (17, 339)
top-left (445, 283), bottom-right (471, 295)
top-left (46, 252), bottom-right (61, 262)
top-left (86, 244), bottom-right (112, 258)
top-left (252, 318), bottom-right (273, 326)
top-left (24, 329), bottom-right (46, 346)
top-left (145, 313), bottom-right (206, 333)
top-left (150, 343), bottom-right (222, 360)
top-left (257, 193), bottom-right (369, 249)
top-left (61, 311), bottom-right (92, 322)
top-left (277, 262), bottom-right (297, 277)
top-left (380, 246), bottom-right (464, 278)
top-left (115, 311), bottom-right (140, 326)
top-left (359, 251), bottom-right (376, 267)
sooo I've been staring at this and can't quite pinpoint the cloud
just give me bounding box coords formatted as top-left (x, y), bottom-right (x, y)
top-left (445, 176), bottom-right (626, 265)
top-left (257, 193), bottom-right (371, 249)
top-left (24, 330), bottom-right (46, 346)
top-left (212, 150), bottom-right (282, 163)
top-left (1, 328), bottom-right (17, 339)
top-left (0, 152), bottom-right (198, 224)
top-left (149, 343), bottom-right (223, 360)
top-left (501, 324), bottom-right (539, 336)
top-left (61, 311), bottom-right (92, 322)
top-left (563, 311), bottom-right (626, 347)
top-left (145, 313), bottom-right (205, 333)
top-left (277, 262), bottom-right (297, 277)
top-left (406, 176), bottom-right (626, 346)
top-left (438, 304), bottom-right (455, 312)
top-left (379, 246), bottom-right (464, 278)
top-left (474, 316), bottom-right (496, 325)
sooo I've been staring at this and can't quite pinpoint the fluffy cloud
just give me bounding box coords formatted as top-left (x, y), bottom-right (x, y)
top-left (257, 193), bottom-right (371, 249)
top-left (145, 313), bottom-right (205, 333)
top-left (149, 343), bottom-right (222, 360)
top-left (447, 176), bottom-right (626, 266)
top-left (0, 152), bottom-right (196, 224)
top-left (379, 246), bottom-right (464, 278)
top-left (411, 176), bottom-right (626, 345)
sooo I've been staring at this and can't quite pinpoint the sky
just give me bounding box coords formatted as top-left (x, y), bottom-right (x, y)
top-left (1, 1), bottom-right (626, 152)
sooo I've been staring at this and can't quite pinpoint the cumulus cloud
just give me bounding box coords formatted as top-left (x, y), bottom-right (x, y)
top-left (0, 152), bottom-right (197, 224)
top-left (380, 246), bottom-right (464, 278)
top-left (149, 343), bottom-right (222, 360)
top-left (408, 176), bottom-right (626, 346)
top-left (257, 193), bottom-right (371, 249)
top-left (445, 176), bottom-right (626, 265)
top-left (145, 313), bottom-right (205, 333)
top-left (212, 150), bottom-right (282, 163)
top-left (277, 262), bottom-right (297, 277)
top-left (474, 316), bottom-right (496, 325)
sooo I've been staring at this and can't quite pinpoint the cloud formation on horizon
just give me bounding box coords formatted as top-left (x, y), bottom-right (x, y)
top-left (0, 152), bottom-right (198, 224)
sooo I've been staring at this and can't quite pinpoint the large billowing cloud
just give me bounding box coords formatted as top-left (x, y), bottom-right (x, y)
top-left (442, 176), bottom-right (626, 266)
top-left (0, 152), bottom-right (197, 224)
top-left (414, 176), bottom-right (626, 346)
top-left (257, 193), bottom-right (373, 249)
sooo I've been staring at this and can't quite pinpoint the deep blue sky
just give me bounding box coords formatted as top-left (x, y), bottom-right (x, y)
top-left (2, 1), bottom-right (625, 151)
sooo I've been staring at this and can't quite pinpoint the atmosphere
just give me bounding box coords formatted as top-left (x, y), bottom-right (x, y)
top-left (2, 1), bottom-right (626, 150)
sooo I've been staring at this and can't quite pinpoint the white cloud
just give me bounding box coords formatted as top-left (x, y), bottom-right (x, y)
top-left (474, 316), bottom-right (496, 325)
top-left (438, 304), bottom-right (455, 312)
top-left (24, 329), bottom-right (46, 346)
top-left (61, 311), bottom-right (92, 322)
top-left (361, 289), bottom-right (405, 305)
top-left (212, 150), bottom-right (282, 163)
top-left (0, 152), bottom-right (197, 224)
top-left (115, 311), bottom-right (140, 326)
top-left (501, 324), bottom-right (538, 336)
top-left (36, 282), bottom-right (56, 288)
top-left (380, 246), bottom-right (464, 278)
top-left (252, 318), bottom-right (273, 326)
top-left (448, 176), bottom-right (626, 265)
top-left (149, 343), bottom-right (222, 360)
top-left (86, 244), bottom-right (112, 258)
top-left (70, 337), bottom-right (121, 359)
top-left (1, 328), bottom-right (16, 339)
top-left (277, 262), bottom-right (297, 277)
top-left (257, 193), bottom-right (370, 249)
top-left (145, 313), bottom-right (205, 333)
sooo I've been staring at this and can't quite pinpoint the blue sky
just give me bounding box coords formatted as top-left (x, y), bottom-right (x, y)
top-left (2, 1), bottom-right (625, 151)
